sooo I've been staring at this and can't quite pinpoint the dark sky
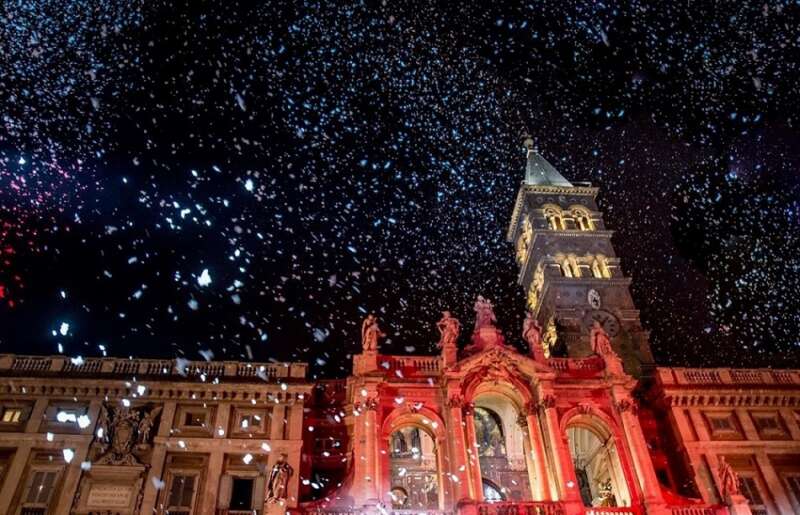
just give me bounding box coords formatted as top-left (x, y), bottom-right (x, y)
top-left (1, 1), bottom-right (799, 377)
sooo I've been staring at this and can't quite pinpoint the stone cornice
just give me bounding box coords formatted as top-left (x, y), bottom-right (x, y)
top-left (506, 183), bottom-right (601, 242)
top-left (0, 377), bottom-right (312, 404)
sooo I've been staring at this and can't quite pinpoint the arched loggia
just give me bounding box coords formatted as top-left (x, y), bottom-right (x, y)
top-left (380, 407), bottom-right (447, 511)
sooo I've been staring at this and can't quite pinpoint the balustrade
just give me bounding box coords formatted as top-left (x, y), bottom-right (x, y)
top-left (0, 354), bottom-right (300, 381)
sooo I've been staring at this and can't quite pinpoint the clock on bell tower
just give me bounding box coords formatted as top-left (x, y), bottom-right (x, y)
top-left (507, 136), bottom-right (654, 376)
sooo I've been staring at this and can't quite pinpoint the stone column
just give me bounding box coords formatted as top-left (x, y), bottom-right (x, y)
top-left (736, 409), bottom-right (759, 441)
top-left (363, 397), bottom-right (380, 503)
top-left (0, 443), bottom-right (32, 514)
top-left (754, 452), bottom-right (793, 514)
top-left (200, 450), bottom-right (225, 515)
top-left (350, 403), bottom-right (369, 504)
top-left (462, 403), bottom-right (484, 502)
top-left (537, 392), bottom-right (582, 514)
top-left (613, 394), bottom-right (668, 513)
top-left (446, 396), bottom-right (473, 501)
top-left (271, 405), bottom-right (287, 440)
top-left (25, 397), bottom-right (49, 432)
top-left (54, 439), bottom-right (92, 515)
top-left (287, 403), bottom-right (304, 440)
top-left (140, 401), bottom-right (177, 514)
top-left (524, 402), bottom-right (551, 501)
top-left (214, 402), bottom-right (231, 438)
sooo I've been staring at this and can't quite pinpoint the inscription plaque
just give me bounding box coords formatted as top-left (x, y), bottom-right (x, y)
top-left (87, 483), bottom-right (132, 508)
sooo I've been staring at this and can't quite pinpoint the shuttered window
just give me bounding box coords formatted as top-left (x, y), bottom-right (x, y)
top-left (24, 470), bottom-right (58, 505)
top-left (168, 474), bottom-right (196, 508)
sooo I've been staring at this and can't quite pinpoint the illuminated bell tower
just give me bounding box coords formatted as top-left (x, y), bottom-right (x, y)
top-left (507, 136), bottom-right (654, 376)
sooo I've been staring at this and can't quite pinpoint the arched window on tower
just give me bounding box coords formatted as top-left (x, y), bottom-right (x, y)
top-left (561, 260), bottom-right (574, 278)
top-left (571, 207), bottom-right (594, 231)
top-left (544, 206), bottom-right (565, 231)
top-left (592, 257), bottom-right (611, 279)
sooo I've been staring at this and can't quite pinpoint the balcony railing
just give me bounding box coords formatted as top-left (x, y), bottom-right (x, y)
top-left (585, 508), bottom-right (638, 515)
top-left (548, 356), bottom-right (605, 374)
top-left (0, 354), bottom-right (307, 380)
top-left (380, 355), bottom-right (442, 376)
top-left (659, 367), bottom-right (800, 386)
top-left (476, 501), bottom-right (565, 515)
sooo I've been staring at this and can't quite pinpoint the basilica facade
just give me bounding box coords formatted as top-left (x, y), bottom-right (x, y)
top-left (0, 142), bottom-right (799, 514)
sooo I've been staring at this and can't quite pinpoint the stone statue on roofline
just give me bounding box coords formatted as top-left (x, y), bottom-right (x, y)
top-left (473, 295), bottom-right (497, 332)
top-left (591, 321), bottom-right (624, 376)
top-left (361, 313), bottom-right (386, 352)
top-left (523, 311), bottom-right (545, 361)
top-left (463, 295), bottom-right (507, 353)
top-left (436, 311), bottom-right (461, 349)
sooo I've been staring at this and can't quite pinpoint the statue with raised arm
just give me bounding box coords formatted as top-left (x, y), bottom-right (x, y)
top-left (473, 295), bottom-right (497, 332)
top-left (591, 321), bottom-right (614, 356)
top-left (437, 311), bottom-right (461, 349)
top-left (523, 311), bottom-right (544, 360)
top-left (361, 314), bottom-right (386, 352)
top-left (591, 321), bottom-right (624, 375)
top-left (718, 456), bottom-right (741, 499)
top-left (267, 453), bottom-right (294, 502)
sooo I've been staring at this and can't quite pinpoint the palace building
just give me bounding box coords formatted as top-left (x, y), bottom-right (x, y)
top-left (0, 140), bottom-right (799, 515)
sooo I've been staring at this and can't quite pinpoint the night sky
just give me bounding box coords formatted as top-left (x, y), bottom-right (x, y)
top-left (2, 1), bottom-right (799, 378)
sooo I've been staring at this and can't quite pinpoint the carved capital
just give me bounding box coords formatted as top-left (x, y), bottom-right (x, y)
top-left (462, 402), bottom-right (475, 417)
top-left (447, 395), bottom-right (464, 409)
top-left (365, 397), bottom-right (379, 411)
top-left (524, 400), bottom-right (539, 416)
top-left (615, 398), bottom-right (638, 415)
top-left (537, 394), bottom-right (556, 411)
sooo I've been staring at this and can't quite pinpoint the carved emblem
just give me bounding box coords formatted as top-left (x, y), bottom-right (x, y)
top-left (93, 402), bottom-right (162, 465)
top-left (577, 402), bottom-right (594, 415)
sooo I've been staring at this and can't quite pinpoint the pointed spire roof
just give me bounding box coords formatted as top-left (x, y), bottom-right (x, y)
top-left (522, 135), bottom-right (573, 187)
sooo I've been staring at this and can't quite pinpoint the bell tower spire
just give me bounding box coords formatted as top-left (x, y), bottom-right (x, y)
top-left (507, 138), bottom-right (654, 376)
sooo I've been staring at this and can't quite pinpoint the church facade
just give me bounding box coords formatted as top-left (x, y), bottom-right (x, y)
top-left (0, 142), bottom-right (799, 514)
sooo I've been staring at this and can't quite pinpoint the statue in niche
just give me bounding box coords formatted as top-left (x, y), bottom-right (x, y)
top-left (591, 321), bottom-right (624, 376)
top-left (267, 453), bottom-right (293, 502)
top-left (590, 320), bottom-right (614, 356)
top-left (542, 316), bottom-right (558, 358)
top-left (718, 456), bottom-right (741, 499)
top-left (473, 295), bottom-right (497, 332)
top-left (361, 314), bottom-right (386, 352)
top-left (598, 479), bottom-right (617, 507)
top-left (436, 311), bottom-right (461, 349)
top-left (522, 311), bottom-right (544, 359)
top-left (137, 405), bottom-right (162, 444)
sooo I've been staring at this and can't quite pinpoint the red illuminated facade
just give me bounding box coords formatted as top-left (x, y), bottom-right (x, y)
top-left (0, 142), bottom-right (798, 515)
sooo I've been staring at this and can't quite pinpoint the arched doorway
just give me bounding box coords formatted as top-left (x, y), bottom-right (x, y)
top-left (473, 394), bottom-right (533, 501)
top-left (388, 426), bottom-right (439, 510)
top-left (566, 424), bottom-right (631, 507)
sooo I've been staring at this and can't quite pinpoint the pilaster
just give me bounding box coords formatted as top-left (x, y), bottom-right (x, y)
top-left (0, 443), bottom-right (32, 514)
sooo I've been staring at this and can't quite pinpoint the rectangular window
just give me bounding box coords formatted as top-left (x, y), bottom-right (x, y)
top-left (739, 476), bottom-right (764, 506)
top-left (230, 477), bottom-right (254, 509)
top-left (183, 412), bottom-right (206, 427)
top-left (1, 407), bottom-right (23, 423)
top-left (753, 416), bottom-right (779, 430)
top-left (24, 470), bottom-right (58, 505)
top-left (786, 475), bottom-right (800, 504)
top-left (709, 417), bottom-right (732, 431)
top-left (168, 474), bottom-right (196, 509)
